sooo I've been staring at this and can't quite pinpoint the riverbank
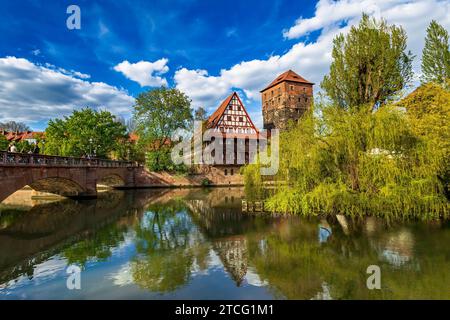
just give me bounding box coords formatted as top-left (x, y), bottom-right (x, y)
top-left (133, 166), bottom-right (244, 188)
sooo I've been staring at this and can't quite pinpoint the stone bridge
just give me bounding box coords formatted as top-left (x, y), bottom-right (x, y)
top-left (0, 151), bottom-right (140, 202)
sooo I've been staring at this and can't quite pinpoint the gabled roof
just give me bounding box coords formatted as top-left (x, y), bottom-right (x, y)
top-left (260, 69), bottom-right (314, 92)
top-left (206, 92), bottom-right (258, 133)
top-left (207, 92), bottom-right (234, 128)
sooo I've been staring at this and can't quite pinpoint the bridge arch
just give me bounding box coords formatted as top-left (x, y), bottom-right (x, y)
top-left (29, 177), bottom-right (86, 198)
top-left (96, 173), bottom-right (126, 188)
top-left (0, 167), bottom-right (97, 202)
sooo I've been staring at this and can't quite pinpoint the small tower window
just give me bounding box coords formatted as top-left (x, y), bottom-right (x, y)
top-left (224, 169), bottom-right (228, 176)
top-left (230, 169), bottom-right (234, 176)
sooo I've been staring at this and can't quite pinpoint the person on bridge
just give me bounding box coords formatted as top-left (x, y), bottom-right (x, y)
top-left (9, 144), bottom-right (17, 153)
top-left (33, 144), bottom-right (40, 154)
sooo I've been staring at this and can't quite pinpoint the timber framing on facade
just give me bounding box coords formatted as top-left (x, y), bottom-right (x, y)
top-left (201, 92), bottom-right (260, 173)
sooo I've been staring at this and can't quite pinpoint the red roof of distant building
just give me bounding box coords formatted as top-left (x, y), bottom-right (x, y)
top-left (260, 69), bottom-right (314, 92)
top-left (128, 132), bottom-right (139, 142)
top-left (1, 131), bottom-right (44, 142)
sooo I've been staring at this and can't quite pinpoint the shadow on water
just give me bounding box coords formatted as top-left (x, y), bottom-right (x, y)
top-left (0, 187), bottom-right (449, 299)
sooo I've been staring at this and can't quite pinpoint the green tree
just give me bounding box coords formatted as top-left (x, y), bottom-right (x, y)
top-left (131, 203), bottom-right (196, 292)
top-left (260, 94), bottom-right (449, 218)
top-left (15, 140), bottom-right (33, 153)
top-left (45, 108), bottom-right (127, 158)
top-left (0, 135), bottom-right (8, 151)
top-left (250, 15), bottom-right (449, 218)
top-left (421, 20), bottom-right (450, 86)
top-left (133, 87), bottom-right (193, 171)
top-left (321, 14), bottom-right (413, 112)
top-left (111, 137), bottom-right (143, 162)
top-left (396, 82), bottom-right (450, 198)
top-left (194, 107), bottom-right (208, 121)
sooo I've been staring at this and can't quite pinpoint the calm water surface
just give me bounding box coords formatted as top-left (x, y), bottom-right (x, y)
top-left (0, 188), bottom-right (449, 299)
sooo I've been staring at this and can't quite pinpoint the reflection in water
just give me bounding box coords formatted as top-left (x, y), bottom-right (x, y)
top-left (318, 219), bottom-right (332, 244)
top-left (0, 188), bottom-right (449, 299)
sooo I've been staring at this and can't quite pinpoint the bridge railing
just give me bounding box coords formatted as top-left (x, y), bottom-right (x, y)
top-left (0, 151), bottom-right (139, 167)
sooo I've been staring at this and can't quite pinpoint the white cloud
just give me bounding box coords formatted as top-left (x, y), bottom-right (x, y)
top-left (44, 62), bottom-right (91, 79)
top-left (174, 0), bottom-right (450, 117)
top-left (0, 56), bottom-right (135, 123)
top-left (114, 58), bottom-right (169, 87)
top-left (174, 30), bottom-right (333, 112)
top-left (283, 0), bottom-right (386, 39)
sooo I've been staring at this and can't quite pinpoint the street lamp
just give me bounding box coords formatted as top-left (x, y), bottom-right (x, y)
top-left (89, 138), bottom-right (93, 158)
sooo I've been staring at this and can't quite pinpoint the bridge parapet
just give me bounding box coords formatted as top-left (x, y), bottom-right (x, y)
top-left (0, 151), bottom-right (138, 168)
top-left (0, 152), bottom-right (142, 202)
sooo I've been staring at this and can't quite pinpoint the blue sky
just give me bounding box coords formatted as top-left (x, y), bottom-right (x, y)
top-left (0, 0), bottom-right (449, 131)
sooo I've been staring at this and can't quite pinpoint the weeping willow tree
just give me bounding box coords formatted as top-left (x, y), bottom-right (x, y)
top-left (264, 98), bottom-right (448, 218)
top-left (245, 15), bottom-right (449, 219)
top-left (242, 159), bottom-right (264, 201)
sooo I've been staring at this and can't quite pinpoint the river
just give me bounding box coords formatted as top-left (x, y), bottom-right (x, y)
top-left (0, 187), bottom-right (448, 299)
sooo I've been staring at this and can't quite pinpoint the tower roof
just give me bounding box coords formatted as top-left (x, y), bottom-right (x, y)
top-left (260, 69), bottom-right (314, 92)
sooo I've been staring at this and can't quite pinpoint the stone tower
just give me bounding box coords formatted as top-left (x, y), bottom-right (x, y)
top-left (261, 70), bottom-right (314, 130)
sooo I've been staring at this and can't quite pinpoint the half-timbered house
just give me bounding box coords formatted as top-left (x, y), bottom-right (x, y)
top-left (202, 92), bottom-right (261, 177)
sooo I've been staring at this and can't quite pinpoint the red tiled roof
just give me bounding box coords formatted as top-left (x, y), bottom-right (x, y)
top-left (1, 131), bottom-right (44, 142)
top-left (206, 92), bottom-right (235, 129)
top-left (206, 92), bottom-right (259, 134)
top-left (128, 132), bottom-right (139, 142)
top-left (260, 69), bottom-right (314, 92)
